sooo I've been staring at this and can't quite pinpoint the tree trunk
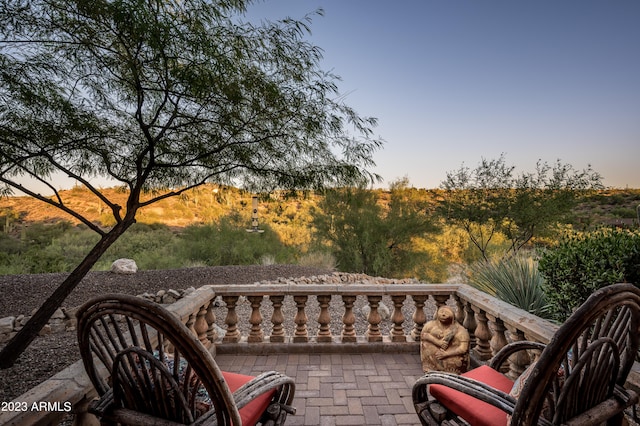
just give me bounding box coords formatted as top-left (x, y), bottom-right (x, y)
top-left (0, 221), bottom-right (133, 368)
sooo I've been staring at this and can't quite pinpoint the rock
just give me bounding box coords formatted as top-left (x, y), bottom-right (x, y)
top-left (51, 308), bottom-right (65, 320)
top-left (361, 302), bottom-right (391, 320)
top-left (139, 292), bottom-right (154, 300)
top-left (167, 289), bottom-right (181, 299)
top-left (213, 324), bottom-right (226, 338)
top-left (63, 307), bottom-right (79, 329)
top-left (38, 324), bottom-right (52, 336)
top-left (62, 307), bottom-right (78, 320)
top-left (110, 258), bottom-right (138, 274)
top-left (162, 293), bottom-right (177, 304)
top-left (0, 316), bottom-right (15, 334)
top-left (49, 322), bottom-right (66, 333)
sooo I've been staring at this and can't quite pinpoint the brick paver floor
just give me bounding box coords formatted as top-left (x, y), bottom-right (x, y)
top-left (216, 352), bottom-right (424, 426)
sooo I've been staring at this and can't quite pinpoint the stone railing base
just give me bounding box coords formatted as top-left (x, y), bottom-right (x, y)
top-left (216, 339), bottom-right (420, 355)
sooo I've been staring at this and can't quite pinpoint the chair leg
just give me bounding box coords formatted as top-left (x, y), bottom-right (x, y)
top-left (415, 400), bottom-right (440, 426)
top-left (262, 402), bottom-right (294, 425)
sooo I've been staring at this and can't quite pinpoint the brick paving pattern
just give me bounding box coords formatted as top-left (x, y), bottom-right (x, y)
top-left (216, 352), bottom-right (424, 426)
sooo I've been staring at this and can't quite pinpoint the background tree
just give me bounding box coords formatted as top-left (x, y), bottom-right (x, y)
top-left (0, 0), bottom-right (382, 367)
top-left (439, 154), bottom-right (603, 261)
top-left (312, 178), bottom-right (436, 277)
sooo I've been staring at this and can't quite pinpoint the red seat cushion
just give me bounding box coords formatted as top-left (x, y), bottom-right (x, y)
top-left (429, 365), bottom-right (514, 426)
top-left (223, 371), bottom-right (277, 426)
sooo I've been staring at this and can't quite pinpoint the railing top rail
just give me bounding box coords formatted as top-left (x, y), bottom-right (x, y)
top-left (454, 285), bottom-right (559, 343)
top-left (207, 283), bottom-right (461, 297)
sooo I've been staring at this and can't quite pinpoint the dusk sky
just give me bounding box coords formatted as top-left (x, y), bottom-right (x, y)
top-left (245, 1), bottom-right (640, 189)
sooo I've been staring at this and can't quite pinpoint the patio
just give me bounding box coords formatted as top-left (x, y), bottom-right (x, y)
top-left (2, 281), bottom-right (639, 425)
top-left (216, 352), bottom-right (423, 425)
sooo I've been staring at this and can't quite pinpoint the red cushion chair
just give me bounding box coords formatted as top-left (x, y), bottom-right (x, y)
top-left (223, 372), bottom-right (277, 425)
top-left (413, 284), bottom-right (640, 426)
top-left (78, 294), bottom-right (296, 425)
top-left (429, 365), bottom-right (514, 426)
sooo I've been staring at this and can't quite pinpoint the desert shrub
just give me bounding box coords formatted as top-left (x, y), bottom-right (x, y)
top-left (0, 223), bottom-right (98, 273)
top-left (0, 233), bottom-right (22, 255)
top-left (22, 221), bottom-right (74, 247)
top-left (297, 251), bottom-right (337, 270)
top-left (469, 255), bottom-right (552, 319)
top-left (611, 207), bottom-right (637, 219)
top-left (95, 223), bottom-right (182, 270)
top-left (177, 216), bottom-right (294, 266)
top-left (0, 253), bottom-right (29, 275)
top-left (538, 227), bottom-right (640, 321)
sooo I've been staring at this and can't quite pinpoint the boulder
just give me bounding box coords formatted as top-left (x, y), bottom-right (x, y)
top-left (361, 302), bottom-right (391, 321)
top-left (0, 316), bottom-right (15, 334)
top-left (110, 258), bottom-right (138, 274)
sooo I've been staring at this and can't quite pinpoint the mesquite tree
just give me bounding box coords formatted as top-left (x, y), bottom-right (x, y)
top-left (0, 0), bottom-right (382, 367)
top-left (439, 154), bottom-right (603, 261)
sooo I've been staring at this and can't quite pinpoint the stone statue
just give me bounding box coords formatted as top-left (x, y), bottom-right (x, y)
top-left (420, 306), bottom-right (470, 374)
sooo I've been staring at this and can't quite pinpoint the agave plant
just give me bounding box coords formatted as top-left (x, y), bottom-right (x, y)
top-left (470, 255), bottom-right (552, 319)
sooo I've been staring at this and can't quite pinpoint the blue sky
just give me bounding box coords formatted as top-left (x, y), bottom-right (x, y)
top-left (245, 1), bottom-right (640, 189)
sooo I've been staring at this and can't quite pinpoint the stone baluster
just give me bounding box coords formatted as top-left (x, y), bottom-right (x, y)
top-left (454, 295), bottom-right (465, 325)
top-left (365, 295), bottom-right (383, 342)
top-left (505, 325), bottom-right (531, 380)
top-left (206, 302), bottom-right (216, 344)
top-left (411, 295), bottom-right (428, 341)
top-left (195, 304), bottom-right (210, 349)
top-left (222, 295), bottom-right (240, 343)
top-left (472, 307), bottom-right (492, 361)
top-left (270, 295), bottom-right (285, 343)
top-left (487, 314), bottom-right (508, 360)
top-left (317, 295), bottom-right (333, 343)
top-left (391, 295), bottom-right (406, 342)
top-left (186, 312), bottom-right (196, 337)
top-left (293, 295), bottom-right (309, 343)
top-left (463, 301), bottom-right (477, 348)
top-left (341, 295), bottom-right (357, 343)
top-left (247, 295), bottom-right (264, 343)
top-left (433, 295), bottom-right (449, 317)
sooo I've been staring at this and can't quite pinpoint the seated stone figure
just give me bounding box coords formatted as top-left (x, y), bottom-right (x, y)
top-left (420, 306), bottom-right (470, 374)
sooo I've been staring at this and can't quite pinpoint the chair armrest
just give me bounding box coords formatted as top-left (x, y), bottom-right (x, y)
top-left (232, 371), bottom-right (296, 414)
top-left (89, 389), bottom-right (186, 426)
top-left (88, 388), bottom-right (114, 418)
top-left (414, 372), bottom-right (517, 414)
top-left (414, 372), bottom-right (556, 426)
top-left (564, 388), bottom-right (638, 426)
top-left (489, 341), bottom-right (547, 371)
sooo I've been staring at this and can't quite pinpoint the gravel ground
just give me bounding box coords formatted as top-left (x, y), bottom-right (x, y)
top-left (0, 265), bottom-right (334, 402)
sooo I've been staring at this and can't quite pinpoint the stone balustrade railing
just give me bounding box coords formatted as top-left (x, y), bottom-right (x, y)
top-left (2, 283), bottom-right (638, 425)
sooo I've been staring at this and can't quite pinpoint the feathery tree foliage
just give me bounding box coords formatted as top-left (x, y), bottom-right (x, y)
top-left (439, 154), bottom-right (603, 261)
top-left (0, 0), bottom-right (382, 367)
top-left (312, 178), bottom-right (436, 277)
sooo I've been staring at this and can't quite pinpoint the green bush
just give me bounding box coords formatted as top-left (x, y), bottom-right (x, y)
top-left (538, 227), bottom-right (640, 321)
top-left (611, 207), bottom-right (637, 219)
top-left (0, 222), bottom-right (98, 273)
top-left (177, 216), bottom-right (294, 266)
top-left (95, 223), bottom-right (183, 270)
top-left (469, 255), bottom-right (552, 319)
